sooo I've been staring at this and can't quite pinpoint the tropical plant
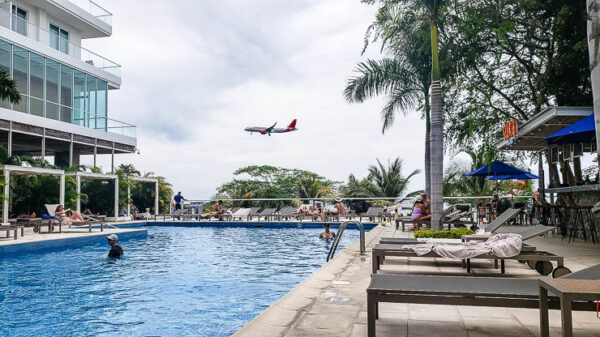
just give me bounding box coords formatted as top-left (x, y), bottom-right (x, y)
top-left (366, 158), bottom-right (421, 198)
top-left (0, 68), bottom-right (21, 105)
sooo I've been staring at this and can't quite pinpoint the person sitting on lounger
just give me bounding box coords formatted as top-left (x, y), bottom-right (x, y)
top-left (313, 203), bottom-right (326, 221)
top-left (297, 204), bottom-right (312, 215)
top-left (329, 198), bottom-right (346, 215)
top-left (130, 205), bottom-right (139, 219)
top-left (107, 234), bottom-right (123, 258)
top-left (83, 208), bottom-right (100, 216)
top-left (319, 224), bottom-right (335, 239)
top-left (55, 205), bottom-right (85, 224)
top-left (420, 193), bottom-right (431, 216)
top-left (410, 195), bottom-right (431, 231)
top-left (213, 200), bottom-right (226, 215)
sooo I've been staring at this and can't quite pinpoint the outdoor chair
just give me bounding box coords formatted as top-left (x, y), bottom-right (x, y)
top-left (248, 207), bottom-right (261, 221)
top-left (44, 204), bottom-right (98, 233)
top-left (275, 207), bottom-right (297, 221)
top-left (231, 208), bottom-right (251, 221)
top-left (360, 207), bottom-right (384, 222)
top-left (0, 222), bottom-right (23, 240)
top-left (366, 264), bottom-right (600, 337)
top-left (479, 208), bottom-right (523, 232)
top-left (254, 208), bottom-right (276, 221)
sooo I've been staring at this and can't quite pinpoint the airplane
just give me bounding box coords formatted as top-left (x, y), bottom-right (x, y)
top-left (244, 119), bottom-right (298, 136)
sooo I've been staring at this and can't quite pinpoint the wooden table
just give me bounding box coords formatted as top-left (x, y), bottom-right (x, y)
top-left (539, 278), bottom-right (600, 337)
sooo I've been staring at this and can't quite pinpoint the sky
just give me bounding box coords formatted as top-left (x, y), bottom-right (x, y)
top-left (81, 0), bottom-right (432, 200)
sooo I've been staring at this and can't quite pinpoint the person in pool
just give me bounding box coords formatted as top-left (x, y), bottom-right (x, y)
top-left (107, 234), bottom-right (123, 258)
top-left (319, 224), bottom-right (335, 239)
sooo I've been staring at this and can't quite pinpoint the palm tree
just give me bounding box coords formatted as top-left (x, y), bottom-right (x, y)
top-left (365, 158), bottom-right (421, 199)
top-left (345, 3), bottom-right (433, 197)
top-left (297, 174), bottom-right (333, 199)
top-left (0, 69), bottom-right (21, 105)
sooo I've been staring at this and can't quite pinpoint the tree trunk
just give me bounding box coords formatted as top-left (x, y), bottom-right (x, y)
top-left (429, 19), bottom-right (443, 231)
top-left (587, 0), bottom-right (600, 169)
top-left (424, 94), bottom-right (431, 199)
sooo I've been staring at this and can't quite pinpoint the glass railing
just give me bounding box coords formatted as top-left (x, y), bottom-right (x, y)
top-left (0, 6), bottom-right (121, 77)
top-left (65, 0), bottom-right (113, 25)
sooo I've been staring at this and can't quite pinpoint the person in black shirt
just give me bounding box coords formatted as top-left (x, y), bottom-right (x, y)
top-left (107, 234), bottom-right (123, 258)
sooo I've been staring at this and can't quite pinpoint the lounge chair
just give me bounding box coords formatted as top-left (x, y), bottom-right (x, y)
top-left (0, 223), bottom-right (23, 240)
top-left (253, 208), bottom-right (276, 221)
top-left (274, 207), bottom-right (298, 221)
top-left (372, 233), bottom-right (567, 276)
top-left (360, 207), bottom-right (384, 222)
top-left (366, 264), bottom-right (600, 337)
top-left (247, 207), bottom-right (261, 221)
top-left (44, 204), bottom-right (99, 233)
top-left (231, 208), bottom-right (251, 221)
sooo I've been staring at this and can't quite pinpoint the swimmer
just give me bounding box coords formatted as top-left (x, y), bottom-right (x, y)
top-left (107, 234), bottom-right (123, 258)
top-left (319, 224), bottom-right (335, 239)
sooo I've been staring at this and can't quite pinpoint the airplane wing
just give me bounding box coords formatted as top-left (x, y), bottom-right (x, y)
top-left (266, 122), bottom-right (277, 132)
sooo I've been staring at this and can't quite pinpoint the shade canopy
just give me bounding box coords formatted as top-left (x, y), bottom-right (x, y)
top-left (484, 173), bottom-right (538, 180)
top-left (546, 114), bottom-right (596, 144)
top-left (465, 161), bottom-right (528, 177)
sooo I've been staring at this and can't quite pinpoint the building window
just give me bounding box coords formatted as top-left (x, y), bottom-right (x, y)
top-left (11, 5), bottom-right (27, 36)
top-left (49, 24), bottom-right (69, 54)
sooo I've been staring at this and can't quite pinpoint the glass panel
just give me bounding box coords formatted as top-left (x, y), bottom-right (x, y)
top-left (13, 95), bottom-right (27, 113)
top-left (11, 6), bottom-right (27, 36)
top-left (86, 76), bottom-right (96, 115)
top-left (46, 102), bottom-right (59, 120)
top-left (73, 108), bottom-right (85, 127)
top-left (13, 46), bottom-right (28, 96)
top-left (30, 97), bottom-right (43, 117)
top-left (73, 70), bottom-right (85, 111)
top-left (96, 79), bottom-right (106, 117)
top-left (60, 65), bottom-right (72, 107)
top-left (60, 106), bottom-right (72, 123)
top-left (96, 117), bottom-right (106, 130)
top-left (46, 59), bottom-right (59, 103)
top-left (0, 40), bottom-right (11, 109)
top-left (30, 53), bottom-right (44, 99)
top-left (87, 111), bottom-right (95, 129)
top-left (49, 24), bottom-right (59, 50)
top-left (59, 29), bottom-right (68, 54)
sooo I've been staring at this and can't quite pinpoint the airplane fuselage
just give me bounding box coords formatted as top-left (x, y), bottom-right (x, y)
top-left (244, 119), bottom-right (298, 135)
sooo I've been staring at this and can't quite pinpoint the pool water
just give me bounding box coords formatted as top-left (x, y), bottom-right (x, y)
top-left (0, 226), bottom-right (364, 337)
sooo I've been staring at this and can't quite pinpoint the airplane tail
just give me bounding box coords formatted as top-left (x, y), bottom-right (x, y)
top-left (287, 119), bottom-right (297, 129)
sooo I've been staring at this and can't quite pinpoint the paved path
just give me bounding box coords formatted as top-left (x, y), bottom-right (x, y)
top-left (235, 224), bottom-right (600, 337)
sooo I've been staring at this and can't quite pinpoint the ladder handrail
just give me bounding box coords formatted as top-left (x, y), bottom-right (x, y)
top-left (326, 221), bottom-right (365, 261)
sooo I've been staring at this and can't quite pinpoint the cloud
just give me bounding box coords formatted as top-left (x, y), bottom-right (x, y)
top-left (82, 0), bottom-right (429, 199)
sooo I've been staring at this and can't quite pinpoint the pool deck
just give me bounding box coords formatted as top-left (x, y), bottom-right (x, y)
top-left (234, 224), bottom-right (600, 337)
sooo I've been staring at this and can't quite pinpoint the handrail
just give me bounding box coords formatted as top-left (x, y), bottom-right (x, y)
top-left (326, 221), bottom-right (365, 262)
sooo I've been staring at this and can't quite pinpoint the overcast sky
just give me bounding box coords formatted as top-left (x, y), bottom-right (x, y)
top-left (81, 0), bottom-right (431, 200)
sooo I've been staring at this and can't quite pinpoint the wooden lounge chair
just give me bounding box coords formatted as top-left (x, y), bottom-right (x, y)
top-left (371, 237), bottom-right (567, 276)
top-left (231, 208), bottom-right (251, 221)
top-left (247, 207), bottom-right (261, 221)
top-left (360, 207), bottom-right (384, 222)
top-left (274, 207), bottom-right (298, 221)
top-left (253, 208), bottom-right (276, 221)
top-left (0, 223), bottom-right (23, 240)
top-left (44, 204), bottom-right (98, 233)
top-left (366, 264), bottom-right (600, 337)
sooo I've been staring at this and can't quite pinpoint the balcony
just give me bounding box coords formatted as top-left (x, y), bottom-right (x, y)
top-left (64, 0), bottom-right (112, 26)
top-left (0, 4), bottom-right (121, 77)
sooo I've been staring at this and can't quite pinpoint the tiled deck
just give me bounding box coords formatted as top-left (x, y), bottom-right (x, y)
top-left (235, 224), bottom-right (600, 337)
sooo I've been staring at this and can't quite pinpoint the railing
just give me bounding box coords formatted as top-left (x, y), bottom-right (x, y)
top-left (107, 117), bottom-right (136, 138)
top-left (0, 5), bottom-right (121, 77)
top-left (326, 221), bottom-right (365, 262)
top-left (65, 0), bottom-right (113, 25)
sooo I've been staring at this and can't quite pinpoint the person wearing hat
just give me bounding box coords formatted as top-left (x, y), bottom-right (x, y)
top-left (330, 198), bottom-right (346, 216)
top-left (107, 234), bottom-right (123, 258)
top-left (410, 195), bottom-right (431, 231)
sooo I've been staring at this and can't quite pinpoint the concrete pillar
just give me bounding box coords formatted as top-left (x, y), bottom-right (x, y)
top-left (3, 169), bottom-right (9, 224)
top-left (41, 130), bottom-right (45, 159)
top-left (7, 128), bottom-right (12, 156)
top-left (75, 175), bottom-right (81, 212)
top-left (155, 181), bottom-right (159, 215)
top-left (69, 135), bottom-right (73, 168)
top-left (587, 0), bottom-right (600, 168)
top-left (93, 141), bottom-right (97, 168)
top-left (111, 143), bottom-right (115, 174)
top-left (114, 176), bottom-right (119, 218)
top-left (127, 182), bottom-right (130, 216)
top-left (59, 174), bottom-right (65, 207)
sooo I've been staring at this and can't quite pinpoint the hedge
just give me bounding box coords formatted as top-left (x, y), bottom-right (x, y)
top-left (413, 228), bottom-right (474, 239)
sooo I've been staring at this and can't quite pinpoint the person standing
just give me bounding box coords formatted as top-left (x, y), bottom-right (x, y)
top-left (107, 234), bottom-right (123, 258)
top-left (174, 192), bottom-right (185, 211)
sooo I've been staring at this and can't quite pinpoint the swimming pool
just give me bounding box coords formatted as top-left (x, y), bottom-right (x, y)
top-left (0, 225), bottom-right (368, 337)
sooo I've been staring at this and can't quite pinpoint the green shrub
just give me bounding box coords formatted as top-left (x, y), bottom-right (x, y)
top-left (413, 228), bottom-right (474, 239)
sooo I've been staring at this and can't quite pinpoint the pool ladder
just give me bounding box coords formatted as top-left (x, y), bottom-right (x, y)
top-left (326, 221), bottom-right (365, 262)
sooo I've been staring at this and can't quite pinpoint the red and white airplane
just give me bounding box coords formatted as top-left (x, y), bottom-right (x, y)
top-left (244, 119), bottom-right (297, 136)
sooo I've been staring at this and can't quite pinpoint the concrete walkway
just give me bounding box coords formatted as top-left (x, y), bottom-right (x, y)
top-left (235, 224), bottom-right (600, 337)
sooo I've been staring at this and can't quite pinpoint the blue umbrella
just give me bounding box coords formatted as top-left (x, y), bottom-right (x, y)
top-left (546, 114), bottom-right (596, 144)
top-left (464, 161), bottom-right (528, 177)
top-left (484, 173), bottom-right (538, 181)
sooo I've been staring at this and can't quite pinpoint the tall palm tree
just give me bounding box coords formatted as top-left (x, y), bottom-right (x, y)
top-left (366, 158), bottom-right (421, 199)
top-left (0, 69), bottom-right (21, 105)
top-left (345, 4), bottom-right (433, 197)
top-left (588, 0), bottom-right (600, 169)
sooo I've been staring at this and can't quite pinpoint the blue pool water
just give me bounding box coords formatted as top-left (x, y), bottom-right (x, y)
top-left (0, 226), bottom-right (365, 337)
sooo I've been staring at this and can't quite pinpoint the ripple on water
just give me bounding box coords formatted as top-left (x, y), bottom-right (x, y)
top-left (0, 226), bottom-right (363, 337)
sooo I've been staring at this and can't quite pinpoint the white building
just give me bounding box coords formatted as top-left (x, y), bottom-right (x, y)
top-left (0, 0), bottom-right (134, 169)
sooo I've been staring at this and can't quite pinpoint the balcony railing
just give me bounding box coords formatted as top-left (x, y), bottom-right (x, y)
top-left (0, 5), bottom-right (121, 77)
top-left (65, 0), bottom-right (113, 25)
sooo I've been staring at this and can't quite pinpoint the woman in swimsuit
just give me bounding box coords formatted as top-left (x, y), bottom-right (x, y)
top-left (55, 205), bottom-right (85, 224)
top-left (411, 195), bottom-right (431, 231)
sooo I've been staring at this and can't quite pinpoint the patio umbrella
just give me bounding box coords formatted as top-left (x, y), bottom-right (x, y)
top-left (464, 161), bottom-right (528, 177)
top-left (484, 172), bottom-right (538, 181)
top-left (546, 114), bottom-right (595, 144)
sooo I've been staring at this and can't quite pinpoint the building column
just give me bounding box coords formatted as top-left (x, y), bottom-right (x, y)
top-left (127, 181), bottom-right (131, 216)
top-left (41, 130), bottom-right (46, 159)
top-left (111, 143), bottom-right (115, 174)
top-left (3, 169), bottom-right (9, 224)
top-left (7, 122), bottom-right (12, 156)
top-left (59, 174), bottom-right (65, 207)
top-left (69, 135), bottom-right (73, 168)
top-left (75, 175), bottom-right (81, 212)
top-left (114, 176), bottom-right (119, 218)
top-left (155, 181), bottom-right (159, 215)
top-left (93, 139), bottom-right (97, 168)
